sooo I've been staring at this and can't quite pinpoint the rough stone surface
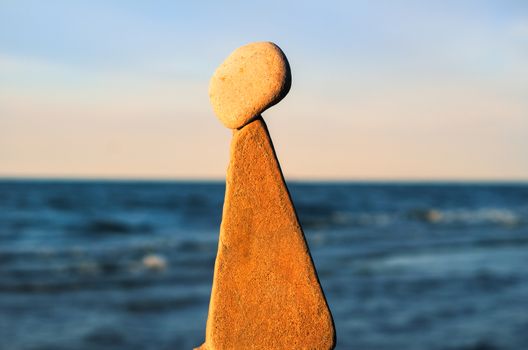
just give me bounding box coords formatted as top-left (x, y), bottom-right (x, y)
top-left (209, 42), bottom-right (291, 129)
top-left (197, 118), bottom-right (335, 350)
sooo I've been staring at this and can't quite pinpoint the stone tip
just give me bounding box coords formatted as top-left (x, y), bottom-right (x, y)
top-left (209, 41), bottom-right (291, 129)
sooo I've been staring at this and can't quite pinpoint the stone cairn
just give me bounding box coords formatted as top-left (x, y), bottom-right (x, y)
top-left (196, 42), bottom-right (335, 350)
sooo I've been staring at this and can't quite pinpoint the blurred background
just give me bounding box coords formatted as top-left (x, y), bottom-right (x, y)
top-left (1, 1), bottom-right (527, 349)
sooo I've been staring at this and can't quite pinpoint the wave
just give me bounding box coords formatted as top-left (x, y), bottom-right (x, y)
top-left (83, 219), bottom-right (153, 235)
top-left (410, 208), bottom-right (523, 227)
top-left (441, 340), bottom-right (499, 350)
top-left (124, 294), bottom-right (206, 313)
top-left (299, 207), bottom-right (525, 229)
top-left (0, 269), bottom-right (212, 294)
top-left (300, 211), bottom-right (394, 229)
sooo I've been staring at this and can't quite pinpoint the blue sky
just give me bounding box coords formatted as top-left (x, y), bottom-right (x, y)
top-left (1, 1), bottom-right (527, 179)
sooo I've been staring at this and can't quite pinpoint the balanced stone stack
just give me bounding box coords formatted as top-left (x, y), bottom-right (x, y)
top-left (197, 42), bottom-right (335, 350)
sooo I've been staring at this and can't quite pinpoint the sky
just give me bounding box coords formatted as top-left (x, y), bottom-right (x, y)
top-left (1, 0), bottom-right (527, 180)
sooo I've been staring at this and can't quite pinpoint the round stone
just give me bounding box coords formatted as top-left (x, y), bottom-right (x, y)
top-left (209, 42), bottom-right (291, 129)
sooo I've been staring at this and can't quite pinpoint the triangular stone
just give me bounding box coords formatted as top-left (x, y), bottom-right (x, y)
top-left (198, 117), bottom-right (335, 349)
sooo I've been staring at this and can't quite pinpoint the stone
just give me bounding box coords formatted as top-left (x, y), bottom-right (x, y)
top-left (197, 117), bottom-right (335, 350)
top-left (209, 42), bottom-right (291, 129)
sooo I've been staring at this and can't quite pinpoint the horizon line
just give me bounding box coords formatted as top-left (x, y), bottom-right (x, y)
top-left (1, 175), bottom-right (527, 184)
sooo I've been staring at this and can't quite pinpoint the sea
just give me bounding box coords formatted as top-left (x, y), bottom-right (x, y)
top-left (0, 180), bottom-right (527, 350)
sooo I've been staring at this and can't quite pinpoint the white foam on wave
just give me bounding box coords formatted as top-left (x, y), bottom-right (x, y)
top-left (422, 208), bottom-right (521, 226)
top-left (142, 254), bottom-right (167, 271)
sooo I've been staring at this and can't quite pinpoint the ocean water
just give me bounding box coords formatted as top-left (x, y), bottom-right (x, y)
top-left (0, 180), bottom-right (527, 350)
